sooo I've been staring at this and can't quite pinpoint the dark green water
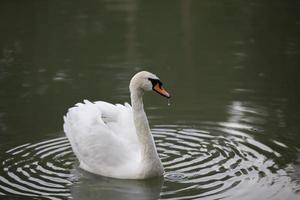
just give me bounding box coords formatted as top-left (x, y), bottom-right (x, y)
top-left (0, 0), bottom-right (300, 199)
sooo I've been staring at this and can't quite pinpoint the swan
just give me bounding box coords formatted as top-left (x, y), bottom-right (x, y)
top-left (63, 71), bottom-right (171, 179)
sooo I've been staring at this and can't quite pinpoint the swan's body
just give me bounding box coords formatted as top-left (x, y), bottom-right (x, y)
top-left (63, 71), bottom-right (170, 179)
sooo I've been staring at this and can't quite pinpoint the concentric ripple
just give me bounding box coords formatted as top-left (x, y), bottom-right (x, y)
top-left (0, 137), bottom-right (75, 200)
top-left (0, 124), bottom-right (298, 200)
top-left (155, 123), bottom-right (296, 200)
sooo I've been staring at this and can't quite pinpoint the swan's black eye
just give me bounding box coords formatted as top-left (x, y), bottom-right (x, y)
top-left (148, 78), bottom-right (162, 88)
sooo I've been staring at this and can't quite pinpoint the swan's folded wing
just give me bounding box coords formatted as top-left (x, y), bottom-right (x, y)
top-left (94, 101), bottom-right (139, 149)
top-left (63, 100), bottom-right (140, 177)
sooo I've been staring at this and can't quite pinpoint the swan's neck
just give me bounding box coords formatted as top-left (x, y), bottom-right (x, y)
top-left (130, 90), bottom-right (160, 164)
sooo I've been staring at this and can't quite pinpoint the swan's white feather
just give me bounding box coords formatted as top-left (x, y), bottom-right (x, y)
top-left (64, 100), bottom-right (141, 179)
top-left (63, 71), bottom-right (165, 179)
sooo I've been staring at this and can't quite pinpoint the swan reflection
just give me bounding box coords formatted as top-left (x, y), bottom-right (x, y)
top-left (70, 170), bottom-right (163, 200)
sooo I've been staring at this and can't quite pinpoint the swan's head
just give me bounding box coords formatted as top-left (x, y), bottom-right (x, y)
top-left (130, 71), bottom-right (171, 98)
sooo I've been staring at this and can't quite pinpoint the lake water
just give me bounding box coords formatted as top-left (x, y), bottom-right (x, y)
top-left (0, 0), bottom-right (300, 199)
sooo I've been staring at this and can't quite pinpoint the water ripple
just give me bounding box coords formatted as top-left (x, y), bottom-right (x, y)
top-left (0, 124), bottom-right (298, 199)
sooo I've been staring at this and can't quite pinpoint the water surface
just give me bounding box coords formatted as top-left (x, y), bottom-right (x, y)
top-left (0, 0), bottom-right (300, 199)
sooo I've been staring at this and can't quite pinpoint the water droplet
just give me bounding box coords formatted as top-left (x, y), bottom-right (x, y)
top-left (167, 99), bottom-right (171, 106)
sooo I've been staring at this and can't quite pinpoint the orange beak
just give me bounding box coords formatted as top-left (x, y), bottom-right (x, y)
top-left (153, 83), bottom-right (171, 98)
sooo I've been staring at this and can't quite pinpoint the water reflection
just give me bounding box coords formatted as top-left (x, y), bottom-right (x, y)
top-left (71, 171), bottom-right (163, 200)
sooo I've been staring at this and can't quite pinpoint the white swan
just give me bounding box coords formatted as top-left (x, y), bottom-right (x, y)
top-left (63, 71), bottom-right (171, 179)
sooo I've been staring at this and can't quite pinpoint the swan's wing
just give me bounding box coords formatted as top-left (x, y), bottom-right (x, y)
top-left (93, 101), bottom-right (138, 143)
top-left (63, 100), bottom-right (140, 178)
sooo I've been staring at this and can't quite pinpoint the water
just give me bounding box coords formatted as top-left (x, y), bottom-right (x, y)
top-left (0, 125), bottom-right (299, 199)
top-left (0, 0), bottom-right (300, 199)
